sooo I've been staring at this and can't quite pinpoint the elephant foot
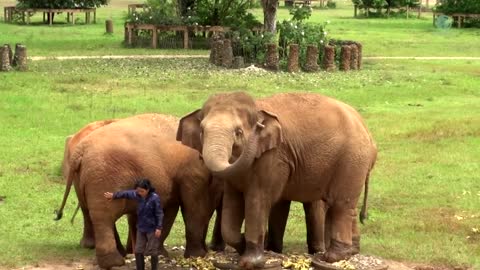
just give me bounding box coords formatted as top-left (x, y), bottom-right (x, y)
top-left (209, 241), bottom-right (226, 252)
top-left (238, 242), bottom-right (265, 270)
top-left (159, 246), bottom-right (169, 258)
top-left (80, 237), bottom-right (95, 249)
top-left (350, 236), bottom-right (360, 255)
top-left (184, 246), bottom-right (207, 258)
top-left (322, 239), bottom-right (352, 263)
top-left (96, 252), bottom-right (125, 269)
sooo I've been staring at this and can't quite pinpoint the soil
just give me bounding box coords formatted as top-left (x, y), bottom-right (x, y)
top-left (4, 251), bottom-right (472, 270)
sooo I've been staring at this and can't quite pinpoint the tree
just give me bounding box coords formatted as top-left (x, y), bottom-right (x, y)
top-left (261, 0), bottom-right (278, 33)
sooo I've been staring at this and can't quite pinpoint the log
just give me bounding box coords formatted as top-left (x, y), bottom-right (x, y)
top-left (106, 19), bottom-right (113, 34)
top-left (304, 45), bottom-right (319, 72)
top-left (322, 45), bottom-right (335, 71)
top-left (221, 39), bottom-right (233, 68)
top-left (265, 43), bottom-right (279, 71)
top-left (232, 56), bottom-right (244, 69)
top-left (350, 44), bottom-right (359, 71)
top-left (340, 45), bottom-right (352, 71)
top-left (287, 44), bottom-right (300, 73)
top-left (13, 44), bottom-right (27, 71)
top-left (0, 45), bottom-right (12, 72)
top-left (356, 42), bottom-right (363, 70)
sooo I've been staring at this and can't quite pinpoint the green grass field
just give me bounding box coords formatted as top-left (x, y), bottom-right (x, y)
top-left (0, 0), bottom-right (480, 269)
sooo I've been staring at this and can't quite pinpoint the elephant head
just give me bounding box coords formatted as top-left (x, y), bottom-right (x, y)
top-left (177, 92), bottom-right (283, 178)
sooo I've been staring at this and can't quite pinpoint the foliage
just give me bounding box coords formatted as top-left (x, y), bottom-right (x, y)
top-left (277, 6), bottom-right (329, 66)
top-left (352, 0), bottom-right (420, 17)
top-left (326, 0), bottom-right (337, 9)
top-left (184, 0), bottom-right (261, 27)
top-left (16, 0), bottom-right (109, 8)
top-left (435, 0), bottom-right (480, 14)
top-left (227, 29), bottom-right (276, 63)
top-left (125, 0), bottom-right (181, 25)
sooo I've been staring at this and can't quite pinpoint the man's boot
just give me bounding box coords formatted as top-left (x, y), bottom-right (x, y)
top-left (135, 253), bottom-right (145, 270)
top-left (151, 256), bottom-right (158, 270)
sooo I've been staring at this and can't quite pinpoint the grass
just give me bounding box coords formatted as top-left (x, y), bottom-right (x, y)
top-left (0, 0), bottom-right (480, 269)
top-left (0, 1), bottom-right (479, 56)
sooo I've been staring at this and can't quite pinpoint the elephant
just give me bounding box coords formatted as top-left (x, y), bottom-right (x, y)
top-left (60, 119), bottom-right (127, 253)
top-left (177, 92), bottom-right (377, 268)
top-left (55, 113), bottom-right (223, 269)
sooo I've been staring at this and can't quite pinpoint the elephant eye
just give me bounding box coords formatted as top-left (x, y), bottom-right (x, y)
top-left (234, 128), bottom-right (243, 137)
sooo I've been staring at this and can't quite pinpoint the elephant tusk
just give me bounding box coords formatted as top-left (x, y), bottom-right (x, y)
top-left (256, 122), bottom-right (265, 129)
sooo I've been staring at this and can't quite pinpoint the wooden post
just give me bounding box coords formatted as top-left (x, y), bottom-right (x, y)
top-left (4, 7), bottom-right (7, 23)
top-left (13, 44), bottom-right (27, 71)
top-left (322, 45), bottom-right (335, 71)
top-left (152, 28), bottom-right (158, 49)
top-left (265, 43), bottom-right (279, 71)
top-left (354, 5), bottom-right (357, 17)
top-left (49, 12), bottom-right (53, 26)
top-left (106, 19), bottom-right (113, 34)
top-left (94, 10), bottom-right (96, 23)
top-left (183, 28), bottom-right (189, 49)
top-left (72, 12), bottom-right (75, 25)
top-left (304, 45), bottom-right (319, 72)
top-left (1, 45), bottom-right (12, 72)
top-left (67, 12), bottom-right (70, 23)
top-left (287, 44), bottom-right (300, 73)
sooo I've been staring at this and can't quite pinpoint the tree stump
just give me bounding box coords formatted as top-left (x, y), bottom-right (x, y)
top-left (322, 45), bottom-right (336, 71)
top-left (4, 44), bottom-right (13, 65)
top-left (0, 45), bottom-right (12, 72)
top-left (214, 40), bottom-right (224, 66)
top-left (304, 45), bottom-right (319, 72)
top-left (13, 44), bottom-right (27, 71)
top-left (265, 43), bottom-right (279, 71)
top-left (232, 56), bottom-right (244, 69)
top-left (340, 45), bottom-right (352, 71)
top-left (105, 19), bottom-right (113, 34)
top-left (287, 44), bottom-right (300, 73)
top-left (222, 39), bottom-right (234, 68)
top-left (356, 42), bottom-right (363, 70)
top-left (350, 44), bottom-right (359, 71)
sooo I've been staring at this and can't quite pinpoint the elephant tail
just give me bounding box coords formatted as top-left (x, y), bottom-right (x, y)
top-left (359, 170), bottom-right (370, 225)
top-left (54, 147), bottom-right (82, 221)
top-left (70, 203), bottom-right (81, 224)
top-left (360, 147), bottom-right (377, 225)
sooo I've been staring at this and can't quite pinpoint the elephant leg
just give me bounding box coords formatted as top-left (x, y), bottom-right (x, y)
top-left (239, 189), bottom-right (269, 270)
top-left (304, 200), bottom-right (327, 254)
top-left (126, 213), bottom-right (137, 254)
top-left (221, 182), bottom-right (245, 255)
top-left (350, 209), bottom-right (360, 256)
top-left (80, 206), bottom-right (95, 249)
top-left (265, 200), bottom-right (291, 253)
top-left (90, 211), bottom-right (125, 269)
top-left (209, 202), bottom-right (226, 251)
top-left (157, 204), bottom-right (179, 257)
top-left (114, 224), bottom-right (127, 257)
top-left (322, 204), bottom-right (355, 263)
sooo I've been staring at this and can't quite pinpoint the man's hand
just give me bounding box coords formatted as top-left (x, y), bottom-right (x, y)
top-left (104, 192), bottom-right (114, 201)
top-left (155, 229), bottom-right (162, 238)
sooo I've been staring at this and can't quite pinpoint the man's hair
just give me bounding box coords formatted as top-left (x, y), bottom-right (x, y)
top-left (135, 178), bottom-right (155, 194)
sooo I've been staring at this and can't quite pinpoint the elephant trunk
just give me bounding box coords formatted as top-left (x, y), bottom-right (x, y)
top-left (202, 124), bottom-right (260, 178)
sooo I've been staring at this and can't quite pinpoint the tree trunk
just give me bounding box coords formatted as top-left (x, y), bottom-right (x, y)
top-left (287, 44), bottom-right (299, 73)
top-left (261, 0), bottom-right (279, 33)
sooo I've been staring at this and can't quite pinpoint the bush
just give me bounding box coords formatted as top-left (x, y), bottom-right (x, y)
top-left (352, 0), bottom-right (420, 17)
top-left (126, 0), bottom-right (180, 25)
top-left (277, 6), bottom-right (329, 66)
top-left (326, 0), bottom-right (337, 9)
top-left (435, 0), bottom-right (480, 14)
top-left (16, 0), bottom-right (108, 8)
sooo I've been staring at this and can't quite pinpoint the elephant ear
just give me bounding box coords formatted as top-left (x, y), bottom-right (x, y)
top-left (256, 110), bottom-right (283, 158)
top-left (177, 109), bottom-right (203, 153)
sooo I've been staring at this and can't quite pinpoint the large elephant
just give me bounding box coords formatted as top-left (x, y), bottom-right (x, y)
top-left (177, 92), bottom-right (377, 268)
top-left (55, 114), bottom-right (223, 269)
top-left (60, 119), bottom-right (128, 253)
